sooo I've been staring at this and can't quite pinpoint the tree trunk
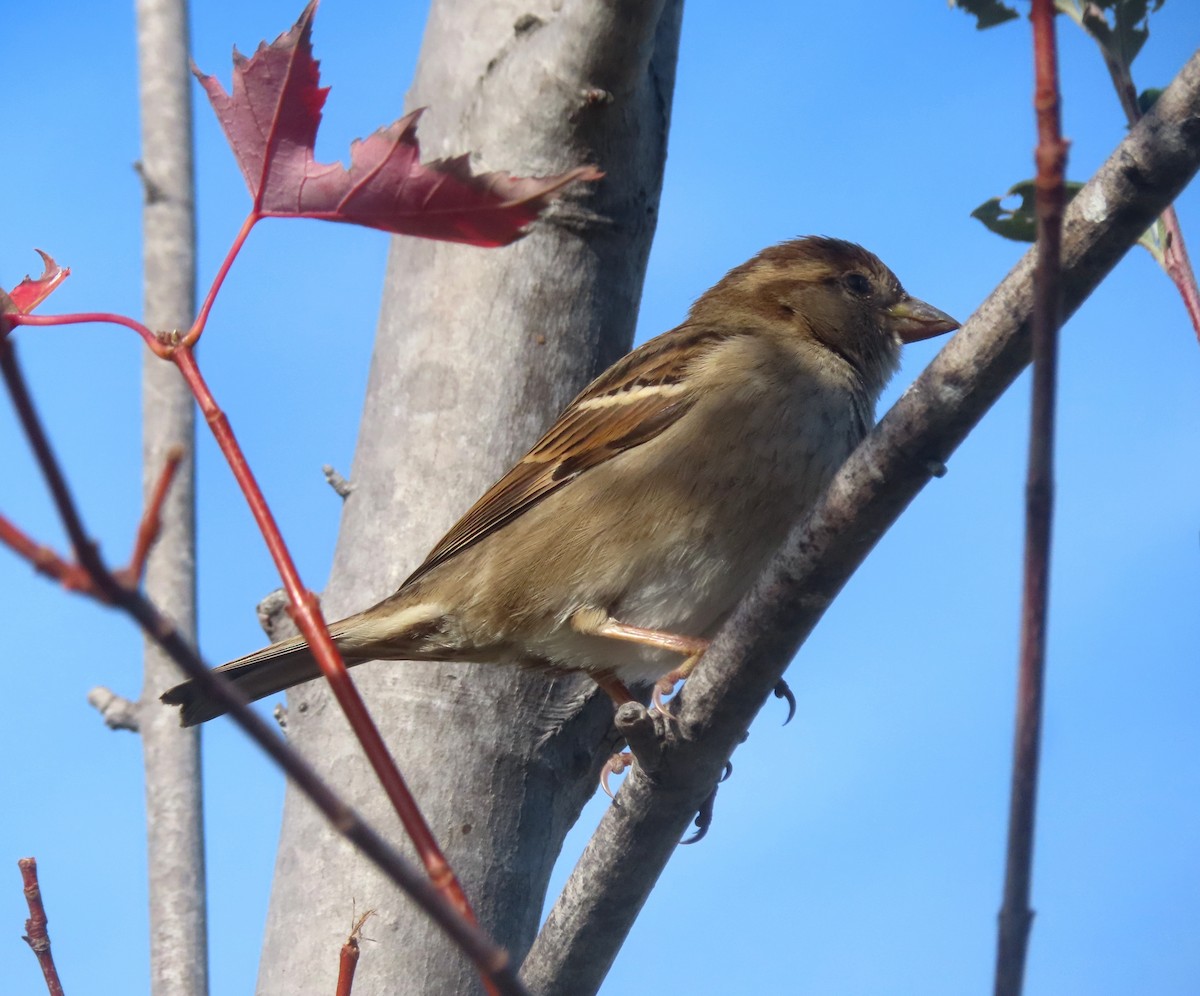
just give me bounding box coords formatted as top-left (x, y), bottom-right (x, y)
top-left (256, 1), bottom-right (682, 992)
top-left (134, 0), bottom-right (206, 993)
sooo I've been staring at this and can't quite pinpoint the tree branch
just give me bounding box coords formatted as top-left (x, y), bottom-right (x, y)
top-left (18, 858), bottom-right (65, 996)
top-left (523, 46), bottom-right (1200, 996)
top-left (994, 2), bottom-right (1067, 991)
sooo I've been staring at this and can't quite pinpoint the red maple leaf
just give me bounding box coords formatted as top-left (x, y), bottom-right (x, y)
top-left (196, 1), bottom-right (601, 247)
top-left (1, 250), bottom-right (70, 320)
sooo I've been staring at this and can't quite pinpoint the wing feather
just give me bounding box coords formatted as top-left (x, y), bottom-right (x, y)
top-left (402, 325), bottom-right (734, 586)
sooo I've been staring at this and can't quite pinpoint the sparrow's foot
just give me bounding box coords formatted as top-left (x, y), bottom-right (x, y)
top-left (600, 751), bottom-right (633, 799)
top-left (773, 679), bottom-right (796, 725)
top-left (650, 645), bottom-right (711, 715)
top-left (650, 673), bottom-right (678, 715)
top-left (574, 610), bottom-right (710, 717)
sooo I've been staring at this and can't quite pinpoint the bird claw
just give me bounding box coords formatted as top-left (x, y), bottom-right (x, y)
top-left (681, 782), bottom-right (719, 845)
top-left (773, 678), bottom-right (796, 725)
top-left (600, 750), bottom-right (634, 798)
top-left (650, 674), bottom-right (678, 716)
top-left (679, 760), bottom-right (733, 844)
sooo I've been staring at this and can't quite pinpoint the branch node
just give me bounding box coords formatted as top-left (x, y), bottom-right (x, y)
top-left (614, 701), bottom-right (662, 774)
top-left (87, 686), bottom-right (140, 732)
top-left (323, 464), bottom-right (354, 498)
top-left (132, 160), bottom-right (166, 205)
top-left (256, 588), bottom-right (293, 640)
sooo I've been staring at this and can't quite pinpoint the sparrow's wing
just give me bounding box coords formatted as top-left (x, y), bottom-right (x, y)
top-left (402, 325), bottom-right (734, 586)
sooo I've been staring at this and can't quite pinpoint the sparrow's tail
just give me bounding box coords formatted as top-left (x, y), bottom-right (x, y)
top-left (161, 596), bottom-right (450, 726)
top-left (160, 631), bottom-right (370, 727)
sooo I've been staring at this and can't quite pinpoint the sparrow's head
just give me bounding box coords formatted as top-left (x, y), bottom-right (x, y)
top-left (689, 236), bottom-right (959, 394)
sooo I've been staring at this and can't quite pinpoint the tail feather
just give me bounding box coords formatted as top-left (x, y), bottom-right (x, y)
top-left (161, 597), bottom-right (454, 726)
top-left (160, 634), bottom-right (365, 727)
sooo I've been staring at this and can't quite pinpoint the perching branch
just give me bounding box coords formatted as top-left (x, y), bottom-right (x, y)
top-left (523, 46), bottom-right (1200, 996)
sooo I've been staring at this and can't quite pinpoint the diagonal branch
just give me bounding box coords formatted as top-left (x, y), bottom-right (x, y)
top-left (18, 858), bottom-right (65, 996)
top-left (522, 47), bottom-right (1200, 996)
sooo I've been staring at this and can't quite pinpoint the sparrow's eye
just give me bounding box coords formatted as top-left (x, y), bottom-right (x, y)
top-left (844, 272), bottom-right (872, 297)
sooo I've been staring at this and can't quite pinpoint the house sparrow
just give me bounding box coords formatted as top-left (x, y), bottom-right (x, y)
top-left (163, 237), bottom-right (957, 727)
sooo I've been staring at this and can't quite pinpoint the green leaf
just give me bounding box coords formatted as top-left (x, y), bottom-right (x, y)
top-left (1136, 217), bottom-right (1166, 265)
top-left (950, 0), bottom-right (1021, 29)
top-left (971, 180), bottom-right (1086, 243)
top-left (1080, 0), bottom-right (1165, 68)
top-left (1137, 87), bottom-right (1163, 114)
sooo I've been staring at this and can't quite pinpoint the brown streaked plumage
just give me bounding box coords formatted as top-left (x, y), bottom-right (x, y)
top-left (163, 237), bottom-right (958, 726)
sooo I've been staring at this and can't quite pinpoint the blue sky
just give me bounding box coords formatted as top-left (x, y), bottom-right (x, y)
top-left (2, 2), bottom-right (1198, 993)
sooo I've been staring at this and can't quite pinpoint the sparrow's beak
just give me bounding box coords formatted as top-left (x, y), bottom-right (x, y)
top-left (887, 295), bottom-right (960, 343)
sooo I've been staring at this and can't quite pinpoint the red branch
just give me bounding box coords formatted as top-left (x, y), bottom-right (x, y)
top-left (190, 212), bottom-right (256, 342)
top-left (1159, 211), bottom-right (1200, 340)
top-left (995, 3), bottom-right (1067, 995)
top-left (0, 514), bottom-right (96, 595)
top-left (0, 340), bottom-right (527, 996)
top-left (335, 910), bottom-right (374, 996)
top-left (9, 311), bottom-right (161, 352)
top-left (1085, 5), bottom-right (1200, 340)
top-left (119, 445), bottom-right (185, 586)
top-left (170, 346), bottom-right (478, 924)
top-left (4, 255), bottom-right (481, 932)
top-left (336, 937), bottom-right (361, 996)
top-left (18, 858), bottom-right (65, 996)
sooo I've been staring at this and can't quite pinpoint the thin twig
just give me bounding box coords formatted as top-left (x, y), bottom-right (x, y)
top-left (0, 341), bottom-right (529, 996)
top-left (0, 338), bottom-right (104, 573)
top-left (995, 3), bottom-right (1067, 994)
top-left (18, 858), bottom-right (65, 996)
top-left (335, 909), bottom-right (375, 996)
top-left (1079, 1), bottom-right (1200, 339)
top-left (7, 311), bottom-right (163, 353)
top-left (188, 211), bottom-right (256, 341)
top-left (119, 444), bottom-right (185, 585)
top-left (0, 514), bottom-right (96, 595)
top-left (1159, 209), bottom-right (1200, 340)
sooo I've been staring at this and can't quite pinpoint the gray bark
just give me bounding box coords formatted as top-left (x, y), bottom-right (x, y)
top-left (134, 0), bottom-right (206, 993)
top-left (256, 1), bottom-right (681, 993)
top-left (522, 47), bottom-right (1200, 996)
